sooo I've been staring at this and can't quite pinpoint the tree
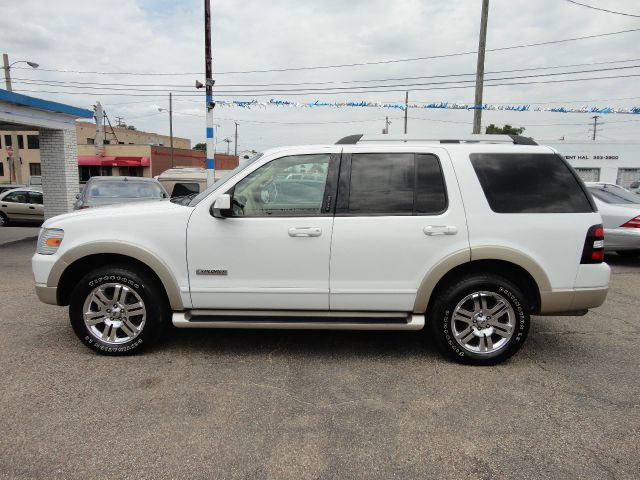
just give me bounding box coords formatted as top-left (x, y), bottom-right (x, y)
top-left (485, 124), bottom-right (526, 135)
top-left (193, 143), bottom-right (206, 150)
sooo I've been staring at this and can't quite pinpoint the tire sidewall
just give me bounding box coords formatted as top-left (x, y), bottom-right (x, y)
top-left (69, 267), bottom-right (166, 355)
top-left (0, 213), bottom-right (8, 227)
top-left (433, 277), bottom-right (530, 364)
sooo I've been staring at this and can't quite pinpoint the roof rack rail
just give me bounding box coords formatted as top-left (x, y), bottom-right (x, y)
top-left (335, 134), bottom-right (538, 146)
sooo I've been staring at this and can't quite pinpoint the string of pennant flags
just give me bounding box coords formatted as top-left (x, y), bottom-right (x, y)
top-left (213, 99), bottom-right (640, 115)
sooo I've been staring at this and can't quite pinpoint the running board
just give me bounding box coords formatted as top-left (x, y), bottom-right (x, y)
top-left (172, 310), bottom-right (425, 331)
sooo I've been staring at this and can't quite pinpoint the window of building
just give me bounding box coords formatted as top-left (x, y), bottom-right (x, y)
top-left (27, 135), bottom-right (39, 150)
top-left (29, 163), bottom-right (41, 176)
top-left (0, 163), bottom-right (4, 176)
top-left (4, 135), bottom-right (11, 147)
top-left (575, 168), bottom-right (600, 183)
top-left (79, 166), bottom-right (114, 182)
top-left (87, 138), bottom-right (95, 145)
top-left (616, 168), bottom-right (640, 189)
top-left (17, 135), bottom-right (24, 149)
top-left (231, 154), bottom-right (330, 217)
top-left (470, 153), bottom-right (593, 213)
top-left (346, 153), bottom-right (447, 216)
top-left (119, 166), bottom-right (143, 177)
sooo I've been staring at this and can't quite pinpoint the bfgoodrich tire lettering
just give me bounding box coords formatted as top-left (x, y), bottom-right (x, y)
top-left (69, 266), bottom-right (169, 355)
top-left (428, 274), bottom-right (530, 365)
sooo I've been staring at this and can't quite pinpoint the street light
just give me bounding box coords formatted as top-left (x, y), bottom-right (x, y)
top-left (2, 54), bottom-right (39, 184)
top-left (2, 54), bottom-right (39, 91)
top-left (157, 92), bottom-right (174, 167)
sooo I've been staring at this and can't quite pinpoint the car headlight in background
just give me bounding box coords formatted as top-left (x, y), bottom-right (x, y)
top-left (37, 228), bottom-right (64, 255)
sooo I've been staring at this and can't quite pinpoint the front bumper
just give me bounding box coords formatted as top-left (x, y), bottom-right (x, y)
top-left (35, 283), bottom-right (58, 305)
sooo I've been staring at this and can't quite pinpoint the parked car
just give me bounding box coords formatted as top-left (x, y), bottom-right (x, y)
top-left (0, 187), bottom-right (44, 226)
top-left (585, 182), bottom-right (640, 257)
top-left (73, 176), bottom-right (168, 210)
top-left (33, 134), bottom-right (610, 365)
top-left (0, 184), bottom-right (26, 195)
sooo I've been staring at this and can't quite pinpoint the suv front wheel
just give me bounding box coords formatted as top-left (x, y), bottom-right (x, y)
top-left (428, 274), bottom-right (530, 365)
top-left (69, 265), bottom-right (169, 355)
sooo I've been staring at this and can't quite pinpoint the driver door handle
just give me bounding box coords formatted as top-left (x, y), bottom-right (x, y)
top-left (288, 227), bottom-right (322, 237)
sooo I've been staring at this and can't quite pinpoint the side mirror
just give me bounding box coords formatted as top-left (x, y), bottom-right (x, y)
top-left (211, 194), bottom-right (232, 218)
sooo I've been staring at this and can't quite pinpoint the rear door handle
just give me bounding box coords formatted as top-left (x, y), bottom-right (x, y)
top-left (424, 225), bottom-right (458, 236)
top-left (288, 227), bottom-right (322, 237)
top-left (29, 206), bottom-right (35, 210)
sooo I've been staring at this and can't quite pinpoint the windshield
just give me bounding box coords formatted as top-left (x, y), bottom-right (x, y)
top-left (86, 181), bottom-right (164, 199)
top-left (588, 185), bottom-right (640, 205)
top-left (188, 153), bottom-right (263, 206)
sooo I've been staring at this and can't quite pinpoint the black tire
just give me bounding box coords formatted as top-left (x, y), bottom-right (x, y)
top-left (0, 212), bottom-right (9, 227)
top-left (69, 265), bottom-right (169, 355)
top-left (428, 274), bottom-right (530, 365)
top-left (616, 250), bottom-right (640, 259)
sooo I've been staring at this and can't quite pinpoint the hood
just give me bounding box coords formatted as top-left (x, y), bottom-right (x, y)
top-left (43, 199), bottom-right (190, 229)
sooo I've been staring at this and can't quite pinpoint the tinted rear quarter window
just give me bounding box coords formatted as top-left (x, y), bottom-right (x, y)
top-left (470, 153), bottom-right (593, 213)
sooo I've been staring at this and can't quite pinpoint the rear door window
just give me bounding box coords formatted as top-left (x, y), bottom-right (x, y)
top-left (343, 153), bottom-right (447, 215)
top-left (470, 153), bottom-right (593, 213)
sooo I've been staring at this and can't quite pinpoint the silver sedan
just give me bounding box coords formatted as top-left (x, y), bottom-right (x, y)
top-left (586, 182), bottom-right (640, 258)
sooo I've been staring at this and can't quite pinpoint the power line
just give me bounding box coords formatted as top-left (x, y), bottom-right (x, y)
top-left (12, 57), bottom-right (640, 89)
top-left (563, 0), bottom-right (640, 18)
top-left (13, 65), bottom-right (640, 96)
top-left (11, 28), bottom-right (640, 76)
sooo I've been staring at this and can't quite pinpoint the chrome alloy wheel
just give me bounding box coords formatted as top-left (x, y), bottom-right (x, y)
top-left (450, 291), bottom-right (515, 354)
top-left (82, 283), bottom-right (146, 344)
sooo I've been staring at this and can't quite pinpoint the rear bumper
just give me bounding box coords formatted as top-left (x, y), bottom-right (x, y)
top-left (604, 227), bottom-right (640, 251)
top-left (35, 283), bottom-right (58, 305)
top-left (538, 262), bottom-right (610, 314)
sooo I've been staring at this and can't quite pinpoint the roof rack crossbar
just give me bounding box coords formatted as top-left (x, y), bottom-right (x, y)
top-left (335, 134), bottom-right (537, 146)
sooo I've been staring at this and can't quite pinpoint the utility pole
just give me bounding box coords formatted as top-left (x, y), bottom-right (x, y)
top-left (204, 0), bottom-right (215, 185)
top-left (383, 116), bottom-right (391, 134)
top-left (169, 92), bottom-right (174, 167)
top-left (473, 0), bottom-right (490, 134)
top-left (94, 102), bottom-right (105, 156)
top-left (234, 121), bottom-right (238, 157)
top-left (3, 53), bottom-right (23, 183)
top-left (115, 116), bottom-right (124, 127)
top-left (591, 115), bottom-right (600, 141)
top-left (404, 91), bottom-right (409, 134)
top-left (224, 138), bottom-right (231, 155)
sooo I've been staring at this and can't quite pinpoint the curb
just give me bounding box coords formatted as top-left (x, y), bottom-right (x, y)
top-left (0, 235), bottom-right (38, 248)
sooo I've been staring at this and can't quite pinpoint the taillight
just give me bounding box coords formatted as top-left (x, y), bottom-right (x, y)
top-left (581, 224), bottom-right (605, 264)
top-left (621, 215), bottom-right (640, 228)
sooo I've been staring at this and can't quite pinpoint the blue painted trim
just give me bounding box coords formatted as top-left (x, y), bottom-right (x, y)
top-left (206, 95), bottom-right (213, 103)
top-left (0, 88), bottom-right (93, 118)
top-left (206, 158), bottom-right (215, 169)
top-left (206, 127), bottom-right (214, 138)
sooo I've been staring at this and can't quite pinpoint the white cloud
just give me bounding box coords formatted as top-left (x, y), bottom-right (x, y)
top-left (1, 0), bottom-right (639, 149)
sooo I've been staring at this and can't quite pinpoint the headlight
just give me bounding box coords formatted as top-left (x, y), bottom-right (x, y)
top-left (37, 228), bottom-right (64, 255)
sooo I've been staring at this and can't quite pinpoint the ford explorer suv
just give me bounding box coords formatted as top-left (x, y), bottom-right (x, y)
top-left (32, 134), bottom-right (610, 365)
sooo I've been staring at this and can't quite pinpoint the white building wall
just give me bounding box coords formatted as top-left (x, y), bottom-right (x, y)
top-left (39, 128), bottom-right (80, 219)
top-left (544, 140), bottom-right (640, 187)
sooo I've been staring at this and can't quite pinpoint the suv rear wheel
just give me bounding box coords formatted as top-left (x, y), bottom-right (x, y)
top-left (69, 265), bottom-right (169, 355)
top-left (428, 274), bottom-right (530, 365)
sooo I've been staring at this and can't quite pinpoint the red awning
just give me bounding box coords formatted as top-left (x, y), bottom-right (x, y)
top-left (78, 156), bottom-right (150, 167)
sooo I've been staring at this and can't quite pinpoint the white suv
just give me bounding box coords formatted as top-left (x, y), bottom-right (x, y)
top-left (32, 134), bottom-right (610, 364)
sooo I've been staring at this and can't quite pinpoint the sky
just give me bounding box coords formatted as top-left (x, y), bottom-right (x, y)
top-left (1, 0), bottom-right (640, 152)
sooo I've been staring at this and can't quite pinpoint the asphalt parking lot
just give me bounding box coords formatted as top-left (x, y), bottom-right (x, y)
top-left (0, 239), bottom-right (639, 480)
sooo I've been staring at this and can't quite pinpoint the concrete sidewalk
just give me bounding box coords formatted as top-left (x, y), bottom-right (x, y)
top-left (0, 226), bottom-right (39, 247)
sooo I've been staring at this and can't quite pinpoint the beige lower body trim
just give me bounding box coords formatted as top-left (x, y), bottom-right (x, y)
top-left (539, 287), bottom-right (608, 314)
top-left (35, 283), bottom-right (58, 305)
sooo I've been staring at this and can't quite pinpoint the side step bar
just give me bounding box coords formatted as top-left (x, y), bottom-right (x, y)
top-left (172, 310), bottom-right (425, 331)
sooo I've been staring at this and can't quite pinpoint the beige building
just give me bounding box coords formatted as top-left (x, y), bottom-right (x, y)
top-left (1, 122), bottom-right (192, 184)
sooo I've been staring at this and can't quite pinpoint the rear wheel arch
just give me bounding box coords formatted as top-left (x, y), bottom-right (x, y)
top-left (418, 258), bottom-right (544, 316)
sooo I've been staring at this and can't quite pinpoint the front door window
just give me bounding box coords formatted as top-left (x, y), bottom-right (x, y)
top-left (231, 154), bottom-right (330, 217)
